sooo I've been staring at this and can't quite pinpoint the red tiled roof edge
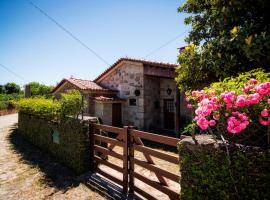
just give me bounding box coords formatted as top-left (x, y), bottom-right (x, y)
top-left (94, 57), bottom-right (178, 83)
top-left (51, 77), bottom-right (116, 93)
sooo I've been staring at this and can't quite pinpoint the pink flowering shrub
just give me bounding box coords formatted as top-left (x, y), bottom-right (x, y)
top-left (185, 69), bottom-right (270, 141)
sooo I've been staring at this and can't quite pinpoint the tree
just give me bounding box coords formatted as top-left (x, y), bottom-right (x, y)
top-left (0, 85), bottom-right (5, 94)
top-left (4, 82), bottom-right (21, 94)
top-left (28, 82), bottom-right (53, 98)
top-left (176, 0), bottom-right (270, 91)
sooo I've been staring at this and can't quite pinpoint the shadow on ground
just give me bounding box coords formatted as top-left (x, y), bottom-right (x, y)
top-left (6, 126), bottom-right (141, 200)
top-left (7, 125), bottom-right (80, 192)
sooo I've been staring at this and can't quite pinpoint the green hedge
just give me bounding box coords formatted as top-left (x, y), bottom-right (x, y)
top-left (16, 90), bottom-right (85, 121)
top-left (178, 135), bottom-right (270, 200)
top-left (18, 112), bottom-right (91, 174)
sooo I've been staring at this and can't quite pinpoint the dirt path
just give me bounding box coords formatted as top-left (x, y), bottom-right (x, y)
top-left (0, 115), bottom-right (105, 200)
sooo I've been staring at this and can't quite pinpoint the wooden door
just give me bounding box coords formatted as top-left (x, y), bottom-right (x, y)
top-left (163, 99), bottom-right (175, 130)
top-left (112, 103), bottom-right (122, 127)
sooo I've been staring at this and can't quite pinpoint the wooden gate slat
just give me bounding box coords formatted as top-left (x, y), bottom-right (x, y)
top-left (131, 157), bottom-right (180, 182)
top-left (94, 134), bottom-right (123, 147)
top-left (94, 156), bottom-right (124, 173)
top-left (132, 171), bottom-right (179, 199)
top-left (131, 129), bottom-right (180, 146)
top-left (94, 145), bottom-right (123, 160)
top-left (133, 144), bottom-right (179, 164)
top-left (96, 168), bottom-right (123, 186)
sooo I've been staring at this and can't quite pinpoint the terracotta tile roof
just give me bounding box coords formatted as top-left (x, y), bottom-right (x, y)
top-left (94, 57), bottom-right (178, 83)
top-left (52, 77), bottom-right (115, 93)
top-left (94, 95), bottom-right (126, 102)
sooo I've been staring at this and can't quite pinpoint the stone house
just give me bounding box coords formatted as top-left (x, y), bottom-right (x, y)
top-left (52, 58), bottom-right (190, 135)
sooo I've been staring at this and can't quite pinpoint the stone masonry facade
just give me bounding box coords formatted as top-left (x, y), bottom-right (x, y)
top-left (99, 62), bottom-right (145, 129)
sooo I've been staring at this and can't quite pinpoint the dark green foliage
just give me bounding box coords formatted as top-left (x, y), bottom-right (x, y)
top-left (178, 138), bottom-right (270, 199)
top-left (4, 82), bottom-right (21, 94)
top-left (176, 0), bottom-right (270, 91)
top-left (18, 112), bottom-right (90, 174)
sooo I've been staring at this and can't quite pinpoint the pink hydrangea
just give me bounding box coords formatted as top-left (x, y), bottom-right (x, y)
top-left (227, 112), bottom-right (249, 134)
top-left (209, 120), bottom-right (216, 127)
top-left (192, 90), bottom-right (199, 97)
top-left (196, 117), bottom-right (209, 130)
top-left (235, 95), bottom-right (247, 107)
top-left (259, 117), bottom-right (270, 126)
top-left (247, 93), bottom-right (261, 104)
top-left (221, 91), bottom-right (236, 104)
top-left (249, 78), bottom-right (258, 84)
top-left (187, 104), bottom-right (193, 109)
top-left (189, 79), bottom-right (269, 135)
top-left (261, 109), bottom-right (269, 117)
top-left (243, 84), bottom-right (253, 93)
top-left (255, 82), bottom-right (270, 96)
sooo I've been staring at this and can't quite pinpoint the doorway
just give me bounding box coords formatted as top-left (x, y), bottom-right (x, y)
top-left (163, 99), bottom-right (175, 130)
top-left (112, 103), bottom-right (122, 127)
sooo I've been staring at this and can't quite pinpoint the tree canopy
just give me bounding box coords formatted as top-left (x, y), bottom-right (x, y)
top-left (176, 0), bottom-right (270, 91)
top-left (28, 82), bottom-right (53, 98)
top-left (3, 83), bottom-right (21, 94)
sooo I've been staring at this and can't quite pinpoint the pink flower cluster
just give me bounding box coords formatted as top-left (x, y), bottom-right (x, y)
top-left (187, 79), bottom-right (270, 135)
top-left (227, 112), bottom-right (249, 134)
top-left (194, 97), bottom-right (219, 130)
top-left (259, 109), bottom-right (270, 125)
top-left (256, 82), bottom-right (270, 96)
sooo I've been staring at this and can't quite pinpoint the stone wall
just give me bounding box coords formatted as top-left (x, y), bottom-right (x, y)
top-left (99, 63), bottom-right (144, 129)
top-left (178, 135), bottom-right (270, 199)
top-left (143, 75), bottom-right (161, 131)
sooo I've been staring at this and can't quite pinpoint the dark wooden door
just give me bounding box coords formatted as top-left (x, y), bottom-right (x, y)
top-left (112, 103), bottom-right (122, 127)
top-left (163, 99), bottom-right (175, 130)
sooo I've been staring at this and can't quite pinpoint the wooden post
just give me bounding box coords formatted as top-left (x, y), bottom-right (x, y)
top-left (123, 126), bottom-right (129, 193)
top-left (128, 126), bottom-right (135, 193)
top-left (89, 121), bottom-right (95, 171)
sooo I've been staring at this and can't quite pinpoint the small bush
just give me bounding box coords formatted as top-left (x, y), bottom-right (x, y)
top-left (16, 98), bottom-right (61, 120)
top-left (183, 69), bottom-right (270, 147)
top-left (60, 90), bottom-right (84, 119)
top-left (16, 89), bottom-right (85, 121)
top-left (0, 100), bottom-right (16, 110)
top-left (0, 93), bottom-right (23, 101)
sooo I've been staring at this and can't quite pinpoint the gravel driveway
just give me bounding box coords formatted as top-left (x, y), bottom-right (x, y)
top-left (0, 114), bottom-right (105, 200)
top-left (0, 113), bottom-right (18, 129)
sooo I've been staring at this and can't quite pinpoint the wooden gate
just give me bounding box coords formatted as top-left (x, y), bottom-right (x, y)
top-left (89, 123), bottom-right (180, 199)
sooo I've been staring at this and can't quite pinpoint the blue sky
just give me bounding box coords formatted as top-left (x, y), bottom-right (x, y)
top-left (0, 0), bottom-right (190, 86)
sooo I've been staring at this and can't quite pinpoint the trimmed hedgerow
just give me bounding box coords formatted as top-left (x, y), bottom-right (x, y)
top-left (178, 135), bottom-right (270, 200)
top-left (16, 89), bottom-right (84, 121)
top-left (18, 112), bottom-right (91, 174)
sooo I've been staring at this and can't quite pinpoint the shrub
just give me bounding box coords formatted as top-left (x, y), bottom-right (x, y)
top-left (16, 89), bottom-right (85, 121)
top-left (60, 90), bottom-right (84, 119)
top-left (0, 93), bottom-right (23, 101)
top-left (17, 98), bottom-right (61, 120)
top-left (0, 100), bottom-right (16, 110)
top-left (184, 69), bottom-right (270, 147)
top-left (178, 135), bottom-right (270, 200)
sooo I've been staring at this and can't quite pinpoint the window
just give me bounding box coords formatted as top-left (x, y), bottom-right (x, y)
top-left (129, 98), bottom-right (137, 106)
